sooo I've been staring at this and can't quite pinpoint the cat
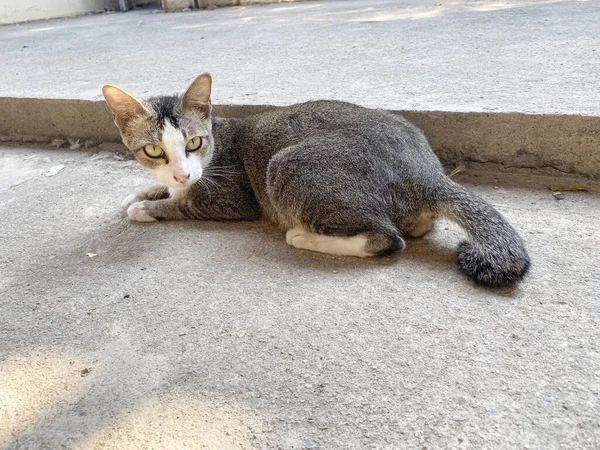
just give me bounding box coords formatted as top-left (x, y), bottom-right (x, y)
top-left (102, 73), bottom-right (530, 288)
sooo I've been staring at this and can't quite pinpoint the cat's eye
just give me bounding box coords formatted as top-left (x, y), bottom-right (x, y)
top-left (186, 136), bottom-right (203, 152)
top-left (143, 144), bottom-right (164, 158)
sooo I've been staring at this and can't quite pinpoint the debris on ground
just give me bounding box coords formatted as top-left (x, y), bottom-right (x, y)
top-left (552, 191), bottom-right (565, 200)
top-left (84, 140), bottom-right (99, 148)
top-left (68, 138), bottom-right (82, 150)
top-left (549, 184), bottom-right (588, 192)
top-left (86, 253), bottom-right (97, 258)
top-left (49, 137), bottom-right (67, 148)
top-left (45, 164), bottom-right (65, 177)
top-left (449, 165), bottom-right (466, 178)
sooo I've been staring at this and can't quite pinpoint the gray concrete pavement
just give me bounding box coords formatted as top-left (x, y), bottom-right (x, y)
top-left (1, 1), bottom-right (600, 447)
top-left (1, 144), bottom-right (599, 449)
top-left (1, 0), bottom-right (599, 115)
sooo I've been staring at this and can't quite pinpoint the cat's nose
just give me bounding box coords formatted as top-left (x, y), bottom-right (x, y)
top-left (174, 173), bottom-right (191, 184)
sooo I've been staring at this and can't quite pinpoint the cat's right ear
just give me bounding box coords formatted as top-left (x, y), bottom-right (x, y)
top-left (102, 85), bottom-right (148, 131)
top-left (182, 73), bottom-right (212, 117)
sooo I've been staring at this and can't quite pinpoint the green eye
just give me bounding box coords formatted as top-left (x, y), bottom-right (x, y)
top-left (143, 144), bottom-right (164, 158)
top-left (186, 136), bottom-right (203, 152)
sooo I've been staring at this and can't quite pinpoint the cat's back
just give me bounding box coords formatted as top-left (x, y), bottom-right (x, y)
top-left (245, 100), bottom-right (415, 137)
top-left (239, 100), bottom-right (438, 169)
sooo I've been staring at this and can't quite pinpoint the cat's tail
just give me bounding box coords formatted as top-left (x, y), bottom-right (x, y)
top-left (431, 179), bottom-right (530, 288)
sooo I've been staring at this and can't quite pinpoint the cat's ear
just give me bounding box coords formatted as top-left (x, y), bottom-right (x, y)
top-left (102, 85), bottom-right (149, 131)
top-left (182, 73), bottom-right (212, 117)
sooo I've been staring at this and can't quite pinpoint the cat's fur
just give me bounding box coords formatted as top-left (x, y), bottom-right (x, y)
top-left (103, 73), bottom-right (530, 287)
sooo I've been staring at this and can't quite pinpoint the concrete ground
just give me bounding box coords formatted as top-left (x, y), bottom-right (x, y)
top-left (1, 144), bottom-right (599, 449)
top-left (1, 0), bottom-right (599, 115)
top-left (1, 0), bottom-right (600, 448)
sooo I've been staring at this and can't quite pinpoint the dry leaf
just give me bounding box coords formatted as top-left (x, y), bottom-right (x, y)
top-left (449, 165), bottom-right (466, 177)
top-left (549, 184), bottom-right (588, 192)
top-left (50, 138), bottom-right (66, 148)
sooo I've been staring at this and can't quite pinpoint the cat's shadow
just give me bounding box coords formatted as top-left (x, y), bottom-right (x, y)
top-left (172, 219), bottom-right (519, 298)
top-left (165, 218), bottom-right (457, 273)
top-left (8, 212), bottom-right (515, 301)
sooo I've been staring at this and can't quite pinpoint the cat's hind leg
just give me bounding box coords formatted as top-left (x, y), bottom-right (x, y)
top-left (267, 140), bottom-right (405, 258)
top-left (286, 226), bottom-right (403, 257)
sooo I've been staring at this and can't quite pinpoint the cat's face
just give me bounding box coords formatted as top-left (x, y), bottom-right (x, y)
top-left (103, 73), bottom-right (213, 189)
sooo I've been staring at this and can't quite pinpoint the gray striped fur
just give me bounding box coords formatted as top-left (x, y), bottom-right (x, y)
top-left (104, 74), bottom-right (530, 287)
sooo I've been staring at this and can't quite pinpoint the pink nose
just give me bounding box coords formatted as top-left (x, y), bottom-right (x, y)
top-left (174, 173), bottom-right (191, 184)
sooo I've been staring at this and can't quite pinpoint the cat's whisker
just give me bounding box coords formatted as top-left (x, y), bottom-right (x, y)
top-left (204, 165), bottom-right (241, 176)
top-left (203, 170), bottom-right (240, 182)
top-left (202, 177), bottom-right (226, 193)
top-left (196, 178), bottom-right (213, 203)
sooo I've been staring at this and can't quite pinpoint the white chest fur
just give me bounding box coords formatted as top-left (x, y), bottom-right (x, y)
top-left (169, 186), bottom-right (188, 200)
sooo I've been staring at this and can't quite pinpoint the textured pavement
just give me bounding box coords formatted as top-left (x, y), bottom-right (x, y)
top-left (1, 144), bottom-right (599, 449)
top-left (0, 0), bottom-right (599, 114)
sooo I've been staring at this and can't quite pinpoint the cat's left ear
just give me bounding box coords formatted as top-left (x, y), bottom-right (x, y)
top-left (182, 73), bottom-right (212, 117)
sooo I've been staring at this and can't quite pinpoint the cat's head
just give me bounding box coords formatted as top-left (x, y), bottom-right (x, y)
top-left (102, 73), bottom-right (214, 189)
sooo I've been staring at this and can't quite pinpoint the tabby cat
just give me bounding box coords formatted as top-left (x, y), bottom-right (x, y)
top-left (102, 73), bottom-right (530, 287)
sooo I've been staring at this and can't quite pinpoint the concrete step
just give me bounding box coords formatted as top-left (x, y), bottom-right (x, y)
top-left (1, 97), bottom-right (599, 178)
top-left (0, 0), bottom-right (598, 178)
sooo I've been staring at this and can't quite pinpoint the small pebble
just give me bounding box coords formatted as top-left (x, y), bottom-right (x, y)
top-left (552, 191), bottom-right (565, 200)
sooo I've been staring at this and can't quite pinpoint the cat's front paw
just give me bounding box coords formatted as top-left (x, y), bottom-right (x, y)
top-left (121, 193), bottom-right (139, 211)
top-left (126, 201), bottom-right (157, 222)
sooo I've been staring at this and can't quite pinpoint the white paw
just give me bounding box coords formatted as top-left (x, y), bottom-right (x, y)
top-left (121, 193), bottom-right (138, 211)
top-left (286, 226), bottom-right (305, 245)
top-left (126, 201), bottom-right (157, 222)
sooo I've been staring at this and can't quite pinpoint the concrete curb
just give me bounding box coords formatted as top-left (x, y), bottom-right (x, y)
top-left (1, 97), bottom-right (598, 178)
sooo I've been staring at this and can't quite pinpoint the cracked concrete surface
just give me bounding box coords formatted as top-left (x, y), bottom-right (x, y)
top-left (1, 145), bottom-right (599, 449)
